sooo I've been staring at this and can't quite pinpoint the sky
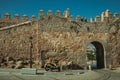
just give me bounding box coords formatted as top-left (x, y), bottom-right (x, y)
top-left (0, 0), bottom-right (120, 20)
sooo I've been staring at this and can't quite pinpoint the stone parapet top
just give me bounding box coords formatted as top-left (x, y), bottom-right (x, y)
top-left (0, 9), bottom-right (119, 23)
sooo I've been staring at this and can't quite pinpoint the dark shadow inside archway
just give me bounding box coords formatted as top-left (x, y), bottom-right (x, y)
top-left (91, 41), bottom-right (105, 69)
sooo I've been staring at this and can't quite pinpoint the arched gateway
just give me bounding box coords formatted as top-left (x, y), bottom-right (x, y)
top-left (85, 40), bottom-right (107, 69)
top-left (91, 41), bottom-right (105, 69)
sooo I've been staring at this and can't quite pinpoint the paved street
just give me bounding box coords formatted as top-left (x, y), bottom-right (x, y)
top-left (104, 70), bottom-right (120, 80)
top-left (0, 68), bottom-right (119, 80)
top-left (94, 69), bottom-right (120, 80)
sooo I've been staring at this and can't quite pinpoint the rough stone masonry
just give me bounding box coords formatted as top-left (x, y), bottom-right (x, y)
top-left (0, 9), bottom-right (120, 69)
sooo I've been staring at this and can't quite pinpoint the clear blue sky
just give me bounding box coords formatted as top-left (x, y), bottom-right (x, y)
top-left (0, 0), bottom-right (120, 20)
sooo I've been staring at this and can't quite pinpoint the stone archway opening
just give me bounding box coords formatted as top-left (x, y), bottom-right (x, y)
top-left (86, 41), bottom-right (105, 69)
top-left (91, 41), bottom-right (105, 69)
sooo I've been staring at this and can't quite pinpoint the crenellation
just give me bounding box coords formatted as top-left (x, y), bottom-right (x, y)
top-left (64, 8), bottom-right (70, 18)
top-left (22, 14), bottom-right (28, 22)
top-left (47, 10), bottom-right (52, 16)
top-left (95, 16), bottom-right (100, 22)
top-left (109, 13), bottom-right (112, 20)
top-left (101, 12), bottom-right (105, 22)
top-left (31, 15), bottom-right (36, 21)
top-left (114, 13), bottom-right (119, 19)
top-left (76, 15), bottom-right (81, 22)
top-left (105, 9), bottom-right (112, 23)
top-left (0, 9), bottom-right (118, 24)
top-left (105, 9), bottom-right (111, 17)
top-left (13, 14), bottom-right (20, 22)
top-left (31, 15), bottom-right (37, 25)
top-left (101, 10), bottom-right (113, 23)
top-left (68, 15), bottom-right (73, 22)
top-left (39, 10), bottom-right (44, 19)
top-left (103, 16), bottom-right (109, 23)
top-left (4, 13), bottom-right (11, 20)
top-left (90, 18), bottom-right (94, 23)
top-left (56, 10), bottom-right (60, 17)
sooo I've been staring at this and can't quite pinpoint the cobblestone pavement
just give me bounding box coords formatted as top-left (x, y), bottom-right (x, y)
top-left (0, 69), bottom-right (119, 80)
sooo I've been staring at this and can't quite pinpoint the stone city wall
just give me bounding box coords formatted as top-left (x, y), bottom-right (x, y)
top-left (0, 9), bottom-right (120, 69)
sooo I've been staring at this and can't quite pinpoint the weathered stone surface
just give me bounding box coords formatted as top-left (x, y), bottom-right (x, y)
top-left (0, 9), bottom-right (120, 69)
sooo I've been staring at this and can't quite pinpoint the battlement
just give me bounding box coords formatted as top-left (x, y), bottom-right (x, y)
top-left (38, 9), bottom-right (120, 23)
top-left (101, 9), bottom-right (119, 23)
top-left (0, 13), bottom-right (35, 21)
top-left (0, 13), bottom-right (37, 28)
top-left (13, 14), bottom-right (20, 22)
top-left (4, 13), bottom-right (11, 20)
top-left (0, 9), bottom-right (120, 28)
